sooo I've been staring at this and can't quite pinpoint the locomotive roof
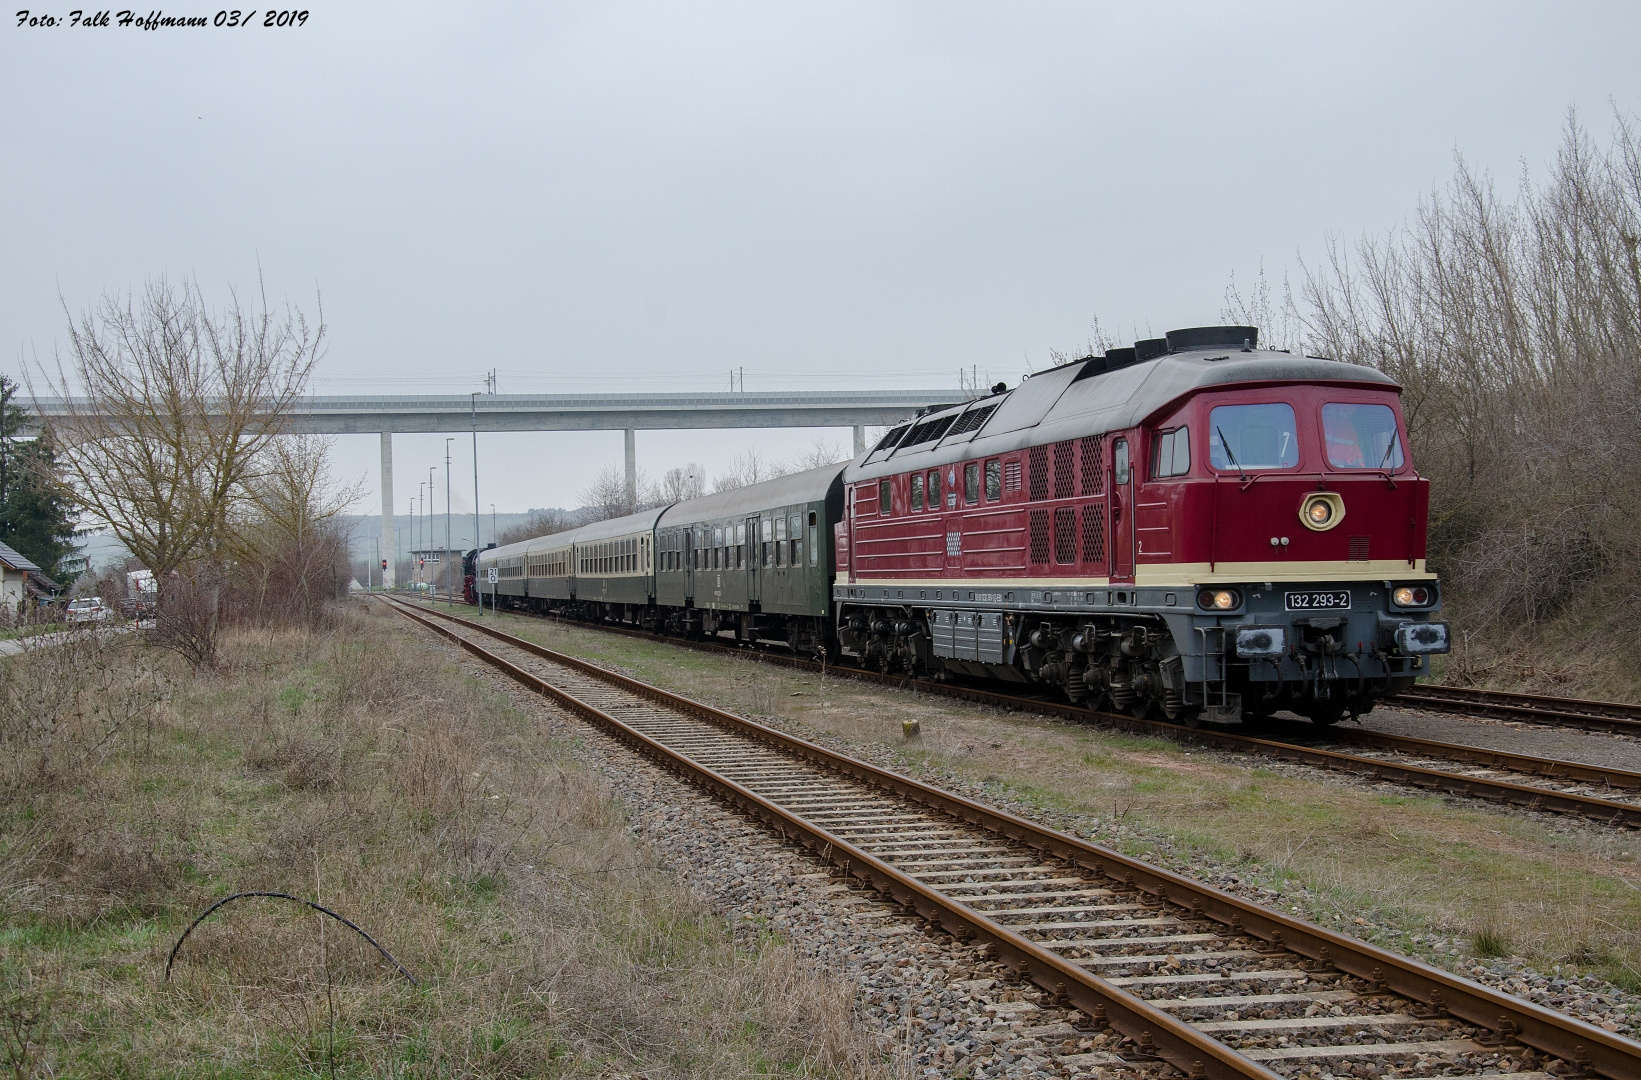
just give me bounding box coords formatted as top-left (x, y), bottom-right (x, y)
top-left (654, 463), bottom-right (845, 527)
top-left (843, 344), bottom-right (1397, 483)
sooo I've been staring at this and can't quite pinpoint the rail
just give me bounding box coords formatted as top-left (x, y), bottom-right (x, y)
top-left (392, 597), bottom-right (1641, 1080)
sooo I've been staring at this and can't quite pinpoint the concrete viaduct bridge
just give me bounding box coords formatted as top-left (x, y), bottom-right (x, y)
top-left (29, 388), bottom-right (967, 588)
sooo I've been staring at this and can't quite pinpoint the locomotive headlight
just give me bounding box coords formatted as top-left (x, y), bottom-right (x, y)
top-left (1298, 491), bottom-right (1346, 532)
top-left (1197, 588), bottom-right (1241, 611)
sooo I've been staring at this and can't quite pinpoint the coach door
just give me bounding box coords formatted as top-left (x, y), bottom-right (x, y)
top-left (745, 516), bottom-right (762, 606)
top-left (1110, 437), bottom-right (1135, 582)
top-left (683, 528), bottom-right (695, 601)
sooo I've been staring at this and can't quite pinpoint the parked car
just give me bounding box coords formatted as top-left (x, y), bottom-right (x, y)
top-left (66, 597), bottom-right (110, 623)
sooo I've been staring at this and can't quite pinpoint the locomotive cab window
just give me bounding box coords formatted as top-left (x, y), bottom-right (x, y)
top-left (1322, 403), bottom-right (1404, 470)
top-left (1152, 427), bottom-right (1190, 478)
top-left (964, 462), bottom-right (979, 504)
top-left (1209, 403), bottom-right (1299, 471)
top-left (1113, 439), bottom-right (1130, 485)
top-left (910, 473), bottom-right (924, 511)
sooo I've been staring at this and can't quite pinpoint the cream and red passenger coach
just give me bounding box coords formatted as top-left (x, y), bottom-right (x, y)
top-left (835, 325), bottom-right (1448, 725)
top-left (478, 324), bottom-right (1448, 726)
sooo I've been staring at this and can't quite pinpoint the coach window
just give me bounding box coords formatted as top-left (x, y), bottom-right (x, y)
top-left (910, 473), bottom-right (924, 511)
top-left (985, 459), bottom-right (1001, 502)
top-left (927, 470), bottom-right (941, 509)
top-left (808, 511), bottom-right (819, 565)
top-left (790, 513), bottom-right (802, 565)
top-left (879, 479), bottom-right (892, 515)
top-left (964, 462), bottom-right (980, 504)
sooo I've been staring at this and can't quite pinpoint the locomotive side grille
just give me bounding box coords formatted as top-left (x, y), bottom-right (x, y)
top-left (1028, 446), bottom-right (1049, 500)
top-left (1003, 460), bottom-right (1021, 492)
top-left (1052, 506), bottom-right (1077, 564)
top-left (1080, 503), bottom-right (1105, 564)
top-left (1028, 509), bottom-right (1050, 564)
top-left (1078, 436), bottom-right (1104, 496)
top-left (1052, 440), bottom-right (1076, 499)
top-left (1348, 535), bottom-right (1371, 562)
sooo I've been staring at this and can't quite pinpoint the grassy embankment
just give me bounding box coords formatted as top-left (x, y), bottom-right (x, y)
top-left (458, 603), bottom-right (1641, 992)
top-left (0, 605), bottom-right (889, 1078)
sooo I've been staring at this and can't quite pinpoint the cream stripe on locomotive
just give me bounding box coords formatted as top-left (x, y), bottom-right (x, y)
top-left (839, 559), bottom-right (1432, 596)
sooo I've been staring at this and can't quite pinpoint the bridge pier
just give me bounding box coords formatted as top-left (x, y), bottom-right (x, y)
top-left (379, 431), bottom-right (395, 589)
top-left (853, 425), bottom-right (865, 455)
top-left (624, 428), bottom-right (636, 507)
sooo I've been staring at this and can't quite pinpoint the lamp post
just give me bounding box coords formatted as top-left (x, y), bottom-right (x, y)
top-left (471, 392), bottom-right (481, 615)
top-left (444, 438), bottom-right (454, 605)
top-left (416, 484), bottom-right (424, 584)
top-left (428, 466), bottom-right (437, 594)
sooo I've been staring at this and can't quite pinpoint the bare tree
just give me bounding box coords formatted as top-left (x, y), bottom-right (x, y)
top-left (496, 508), bottom-right (576, 546)
top-left (42, 275), bottom-right (324, 662)
top-left (658, 464), bottom-right (706, 503)
top-left (232, 435), bottom-right (361, 627)
top-left (712, 448), bottom-right (790, 493)
top-left (786, 440), bottom-right (846, 472)
top-left (580, 464), bottom-right (640, 522)
top-left (43, 276), bottom-right (322, 579)
top-left (1295, 107), bottom-right (1641, 661)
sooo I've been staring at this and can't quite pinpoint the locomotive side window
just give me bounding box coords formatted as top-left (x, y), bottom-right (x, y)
top-left (1152, 427), bottom-right (1190, 478)
top-left (911, 473), bottom-right (924, 511)
top-left (964, 462), bottom-right (980, 504)
top-left (1114, 440), bottom-right (1130, 485)
top-left (879, 479), bottom-right (892, 515)
top-left (927, 470), bottom-right (941, 508)
top-left (1209, 404), bottom-right (1299, 470)
top-left (1322, 403), bottom-right (1404, 470)
top-left (985, 459), bottom-right (1001, 501)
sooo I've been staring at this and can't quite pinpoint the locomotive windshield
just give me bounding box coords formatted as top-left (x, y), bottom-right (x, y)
top-left (1322, 403), bottom-right (1404, 469)
top-left (1209, 404), bottom-right (1299, 470)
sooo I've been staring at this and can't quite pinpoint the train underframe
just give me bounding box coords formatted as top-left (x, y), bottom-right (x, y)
top-left (834, 601), bottom-right (1433, 727)
top-left (481, 589), bottom-right (1438, 727)
top-left (486, 592), bottom-right (832, 655)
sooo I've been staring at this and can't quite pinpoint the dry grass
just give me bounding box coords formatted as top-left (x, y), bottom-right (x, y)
top-left (0, 605), bottom-right (891, 1078)
top-left (474, 606), bottom-right (1641, 990)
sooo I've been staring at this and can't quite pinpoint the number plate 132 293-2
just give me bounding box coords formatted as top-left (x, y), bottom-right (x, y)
top-left (1285, 590), bottom-right (1351, 611)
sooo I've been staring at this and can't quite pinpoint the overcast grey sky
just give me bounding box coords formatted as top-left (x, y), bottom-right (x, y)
top-left (5, 2), bottom-right (1639, 521)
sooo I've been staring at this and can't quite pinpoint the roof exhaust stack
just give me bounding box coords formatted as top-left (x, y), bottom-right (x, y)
top-left (1164, 326), bottom-right (1259, 352)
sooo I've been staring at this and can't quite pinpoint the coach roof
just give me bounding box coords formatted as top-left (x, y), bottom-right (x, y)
top-left (655, 463), bottom-right (845, 528)
top-left (843, 346), bottom-right (1397, 484)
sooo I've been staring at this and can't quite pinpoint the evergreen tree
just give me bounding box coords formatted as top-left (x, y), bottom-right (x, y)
top-left (0, 376), bottom-right (78, 582)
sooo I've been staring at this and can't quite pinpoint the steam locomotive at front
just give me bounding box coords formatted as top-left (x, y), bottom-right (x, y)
top-left (836, 325), bottom-right (1449, 726)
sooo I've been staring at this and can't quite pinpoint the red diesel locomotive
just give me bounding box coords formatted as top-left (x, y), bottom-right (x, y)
top-left (833, 325), bottom-right (1448, 725)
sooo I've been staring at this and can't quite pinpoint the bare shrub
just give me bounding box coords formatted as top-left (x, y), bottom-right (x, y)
top-left (1292, 108), bottom-right (1641, 684)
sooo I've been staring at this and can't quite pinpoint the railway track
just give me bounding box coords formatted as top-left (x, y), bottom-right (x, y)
top-left (391, 597), bottom-right (1641, 1080)
top-left (1389, 686), bottom-right (1641, 736)
top-left (419, 601), bottom-right (1641, 829)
